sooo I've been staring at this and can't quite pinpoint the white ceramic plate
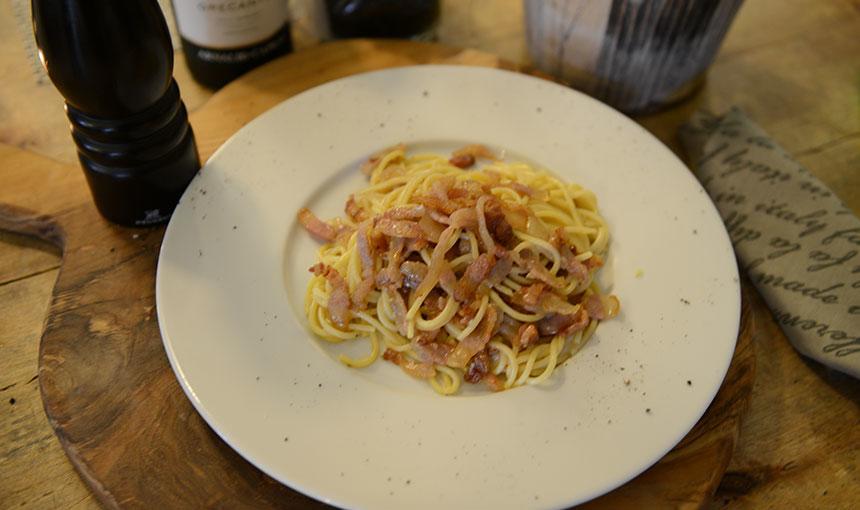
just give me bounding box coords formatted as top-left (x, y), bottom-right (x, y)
top-left (157, 66), bottom-right (740, 510)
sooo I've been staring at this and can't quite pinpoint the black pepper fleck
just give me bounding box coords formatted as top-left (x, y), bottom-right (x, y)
top-left (110, 247), bottom-right (115, 253)
top-left (405, 479), bottom-right (411, 485)
top-left (318, 383), bottom-right (322, 388)
top-left (284, 437), bottom-right (289, 442)
top-left (646, 408), bottom-right (651, 414)
top-left (422, 90), bottom-right (429, 97)
top-left (9, 398), bottom-right (15, 405)
top-left (687, 380), bottom-right (692, 386)
top-left (232, 225), bottom-right (237, 230)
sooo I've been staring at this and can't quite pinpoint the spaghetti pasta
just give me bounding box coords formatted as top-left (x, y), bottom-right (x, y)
top-left (299, 144), bottom-right (619, 395)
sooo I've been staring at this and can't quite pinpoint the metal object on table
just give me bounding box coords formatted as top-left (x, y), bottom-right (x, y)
top-left (524, 0), bottom-right (744, 114)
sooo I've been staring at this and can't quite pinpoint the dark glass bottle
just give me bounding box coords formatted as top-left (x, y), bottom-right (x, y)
top-left (325, 0), bottom-right (440, 39)
top-left (172, 0), bottom-right (293, 89)
top-left (32, 0), bottom-right (200, 227)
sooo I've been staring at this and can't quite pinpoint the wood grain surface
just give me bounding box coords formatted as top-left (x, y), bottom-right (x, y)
top-left (1, 0), bottom-right (857, 509)
top-left (0, 39), bottom-right (755, 510)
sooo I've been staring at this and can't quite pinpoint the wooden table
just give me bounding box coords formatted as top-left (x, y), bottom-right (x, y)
top-left (1, 0), bottom-right (857, 508)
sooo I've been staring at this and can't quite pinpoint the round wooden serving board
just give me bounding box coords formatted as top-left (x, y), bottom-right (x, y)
top-left (0, 40), bottom-right (754, 509)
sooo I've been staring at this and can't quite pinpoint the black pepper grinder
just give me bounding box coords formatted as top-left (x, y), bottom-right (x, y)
top-left (32, 0), bottom-right (200, 227)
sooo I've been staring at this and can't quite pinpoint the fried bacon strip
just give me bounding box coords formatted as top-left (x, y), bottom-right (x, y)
top-left (518, 283), bottom-right (545, 307)
top-left (454, 253), bottom-right (496, 302)
top-left (309, 263), bottom-right (352, 328)
top-left (446, 305), bottom-right (498, 368)
top-left (551, 228), bottom-right (590, 284)
top-left (376, 237), bottom-right (405, 289)
top-left (381, 205), bottom-right (425, 220)
top-left (400, 261), bottom-right (428, 290)
top-left (298, 208), bottom-right (337, 241)
top-left (464, 348), bottom-right (491, 383)
top-left (525, 260), bottom-right (567, 289)
top-left (483, 199), bottom-right (514, 245)
top-left (375, 218), bottom-right (423, 238)
top-left (476, 195), bottom-right (496, 252)
top-left (511, 284), bottom-right (580, 316)
top-left (352, 221), bottom-right (376, 308)
top-left (412, 330), bottom-right (453, 365)
top-left (449, 144), bottom-right (496, 168)
top-left (584, 293), bottom-right (619, 321)
top-left (345, 195), bottom-right (370, 222)
top-left (384, 286), bottom-right (409, 336)
top-left (514, 324), bottom-right (539, 351)
top-left (537, 308), bottom-right (589, 337)
top-left (483, 373), bottom-right (505, 392)
top-left (383, 348), bottom-right (435, 379)
top-left (449, 153), bottom-right (475, 169)
top-left (414, 179), bottom-right (487, 215)
top-left (497, 315), bottom-right (522, 343)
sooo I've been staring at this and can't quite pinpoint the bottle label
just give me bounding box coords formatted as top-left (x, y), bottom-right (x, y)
top-left (193, 29), bottom-right (288, 63)
top-left (172, 0), bottom-right (288, 49)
